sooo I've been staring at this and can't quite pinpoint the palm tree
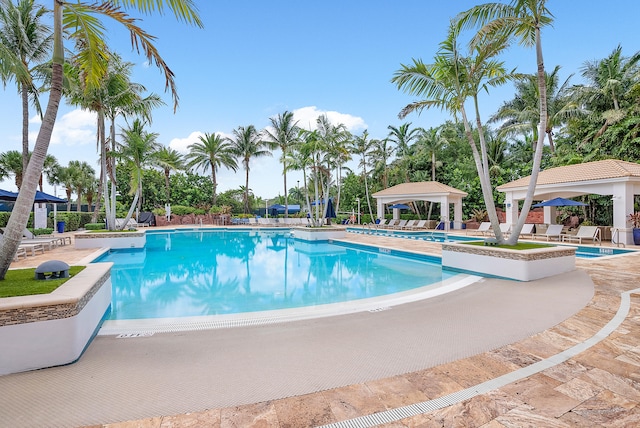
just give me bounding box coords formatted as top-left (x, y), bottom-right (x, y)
top-left (67, 160), bottom-right (96, 212)
top-left (350, 131), bottom-right (375, 223)
top-left (229, 125), bottom-right (270, 214)
top-left (392, 24), bottom-right (513, 241)
top-left (415, 127), bottom-right (445, 220)
top-left (0, 0), bottom-right (52, 174)
top-left (386, 123), bottom-right (421, 183)
top-left (114, 119), bottom-right (160, 227)
top-left (262, 111), bottom-right (300, 217)
top-left (573, 45), bottom-right (640, 142)
top-left (186, 132), bottom-right (238, 206)
top-left (455, 0), bottom-right (555, 243)
top-left (0, 1), bottom-right (202, 277)
top-left (491, 65), bottom-right (583, 152)
top-left (370, 137), bottom-right (394, 189)
top-left (40, 154), bottom-right (58, 192)
top-left (0, 150), bottom-right (24, 189)
top-left (154, 146), bottom-right (184, 203)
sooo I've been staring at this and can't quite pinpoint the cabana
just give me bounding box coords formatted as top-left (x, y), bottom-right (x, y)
top-left (372, 181), bottom-right (467, 230)
top-left (497, 159), bottom-right (640, 245)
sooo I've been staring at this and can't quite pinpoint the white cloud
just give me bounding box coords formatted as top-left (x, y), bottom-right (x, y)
top-left (292, 106), bottom-right (367, 132)
top-left (168, 131), bottom-right (234, 154)
top-left (29, 109), bottom-right (96, 147)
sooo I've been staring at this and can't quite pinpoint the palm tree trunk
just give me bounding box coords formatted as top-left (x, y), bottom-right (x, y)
top-left (21, 83), bottom-right (29, 174)
top-left (0, 3), bottom-right (64, 279)
top-left (211, 165), bottom-right (217, 206)
top-left (244, 168), bottom-right (249, 214)
top-left (283, 161), bottom-right (288, 218)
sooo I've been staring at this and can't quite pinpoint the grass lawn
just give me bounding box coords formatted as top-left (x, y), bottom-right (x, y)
top-left (466, 241), bottom-right (553, 250)
top-left (0, 266), bottom-right (85, 298)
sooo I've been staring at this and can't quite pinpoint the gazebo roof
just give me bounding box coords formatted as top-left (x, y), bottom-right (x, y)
top-left (373, 181), bottom-right (467, 197)
top-left (498, 159), bottom-right (640, 191)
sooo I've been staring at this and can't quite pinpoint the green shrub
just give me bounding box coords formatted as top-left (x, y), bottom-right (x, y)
top-left (85, 223), bottom-right (105, 230)
top-left (152, 207), bottom-right (165, 215)
top-left (0, 212), bottom-right (33, 228)
top-left (171, 205), bottom-right (195, 216)
top-left (30, 228), bottom-right (54, 236)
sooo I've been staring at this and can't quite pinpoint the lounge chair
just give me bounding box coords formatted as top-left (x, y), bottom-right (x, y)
top-left (532, 224), bottom-right (564, 241)
top-left (400, 219), bottom-right (417, 229)
top-left (562, 225), bottom-right (601, 245)
top-left (115, 218), bottom-right (138, 229)
top-left (1, 234), bottom-right (45, 257)
top-left (467, 222), bottom-right (492, 236)
top-left (408, 219), bottom-right (427, 230)
top-left (499, 223), bottom-right (511, 237)
top-left (392, 219), bottom-right (408, 229)
top-left (518, 223), bottom-right (536, 239)
top-left (375, 218), bottom-right (388, 228)
top-left (22, 228), bottom-right (69, 248)
top-left (382, 219), bottom-right (398, 229)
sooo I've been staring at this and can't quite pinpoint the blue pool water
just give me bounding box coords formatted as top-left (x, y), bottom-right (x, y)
top-left (93, 230), bottom-right (455, 320)
top-left (346, 227), bottom-right (634, 258)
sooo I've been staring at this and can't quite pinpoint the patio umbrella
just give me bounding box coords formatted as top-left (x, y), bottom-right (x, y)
top-left (532, 197), bottom-right (587, 208)
top-left (33, 190), bottom-right (67, 203)
top-left (389, 203), bottom-right (410, 209)
top-left (0, 189), bottom-right (18, 201)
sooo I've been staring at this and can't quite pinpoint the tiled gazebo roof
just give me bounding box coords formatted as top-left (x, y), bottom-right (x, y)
top-left (373, 181), bottom-right (467, 197)
top-left (497, 159), bottom-right (640, 190)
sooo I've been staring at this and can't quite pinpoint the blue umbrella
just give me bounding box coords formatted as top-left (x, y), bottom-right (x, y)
top-left (0, 189), bottom-right (17, 201)
top-left (389, 203), bottom-right (410, 209)
top-left (533, 197), bottom-right (587, 208)
top-left (0, 189), bottom-right (67, 203)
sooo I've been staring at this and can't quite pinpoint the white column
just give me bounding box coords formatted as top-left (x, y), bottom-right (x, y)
top-left (504, 193), bottom-right (519, 225)
top-left (453, 199), bottom-right (463, 229)
top-left (543, 206), bottom-right (557, 224)
top-left (376, 199), bottom-right (383, 221)
top-left (612, 183), bottom-right (634, 245)
top-left (440, 198), bottom-right (449, 231)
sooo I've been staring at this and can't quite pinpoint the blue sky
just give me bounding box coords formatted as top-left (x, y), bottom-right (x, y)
top-left (1, 1), bottom-right (638, 200)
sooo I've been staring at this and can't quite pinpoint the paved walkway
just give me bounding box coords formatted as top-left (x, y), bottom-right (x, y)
top-left (4, 230), bottom-right (640, 427)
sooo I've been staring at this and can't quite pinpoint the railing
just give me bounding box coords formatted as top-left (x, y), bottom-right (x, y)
top-left (611, 227), bottom-right (626, 248)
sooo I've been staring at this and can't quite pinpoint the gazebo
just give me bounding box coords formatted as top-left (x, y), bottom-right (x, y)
top-left (372, 181), bottom-right (467, 229)
top-left (497, 159), bottom-right (640, 245)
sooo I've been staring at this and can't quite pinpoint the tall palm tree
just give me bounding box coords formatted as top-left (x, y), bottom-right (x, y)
top-left (370, 137), bottom-right (394, 189)
top-left (40, 154), bottom-right (58, 192)
top-left (229, 125), bottom-right (270, 214)
top-left (154, 146), bottom-right (184, 203)
top-left (455, 0), bottom-right (555, 243)
top-left (350, 131), bottom-right (375, 223)
top-left (114, 119), bottom-right (160, 227)
top-left (392, 23), bottom-right (513, 241)
top-left (0, 0), bottom-right (52, 174)
top-left (0, 0), bottom-right (202, 277)
top-left (186, 132), bottom-right (238, 206)
top-left (415, 127), bottom-right (445, 220)
top-left (386, 123), bottom-right (421, 183)
top-left (262, 111), bottom-right (300, 217)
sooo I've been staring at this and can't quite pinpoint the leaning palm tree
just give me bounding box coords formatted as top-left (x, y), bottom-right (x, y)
top-left (185, 132), bottom-right (238, 206)
top-left (262, 111), bottom-right (300, 217)
top-left (229, 125), bottom-right (270, 214)
top-left (0, 0), bottom-right (202, 278)
top-left (0, 0), bottom-right (52, 174)
top-left (154, 146), bottom-right (184, 203)
top-left (454, 0), bottom-right (555, 243)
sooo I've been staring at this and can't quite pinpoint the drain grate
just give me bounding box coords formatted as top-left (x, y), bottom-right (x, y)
top-left (368, 307), bottom-right (391, 313)
top-left (116, 332), bottom-right (155, 339)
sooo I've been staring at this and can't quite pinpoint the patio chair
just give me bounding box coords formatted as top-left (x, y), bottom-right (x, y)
top-left (374, 218), bottom-right (388, 228)
top-left (392, 219), bottom-right (408, 229)
top-left (22, 228), bottom-right (67, 249)
top-left (382, 219), bottom-right (398, 229)
top-left (499, 223), bottom-right (511, 237)
top-left (518, 223), bottom-right (536, 239)
top-left (532, 224), bottom-right (564, 241)
top-left (467, 222), bottom-right (492, 236)
top-left (562, 225), bottom-right (601, 245)
top-left (408, 219), bottom-right (427, 230)
top-left (400, 219), bottom-right (417, 229)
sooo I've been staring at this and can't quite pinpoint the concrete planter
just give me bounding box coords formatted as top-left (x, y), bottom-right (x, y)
top-left (75, 230), bottom-right (146, 249)
top-left (442, 242), bottom-right (576, 281)
top-left (0, 262), bottom-right (112, 375)
top-left (290, 226), bottom-right (346, 241)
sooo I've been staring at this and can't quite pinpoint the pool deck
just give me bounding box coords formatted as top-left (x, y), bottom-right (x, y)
top-left (3, 227), bottom-right (640, 427)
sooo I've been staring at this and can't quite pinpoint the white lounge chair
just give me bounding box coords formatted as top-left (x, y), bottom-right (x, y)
top-left (400, 219), bottom-right (417, 229)
top-left (562, 225), bottom-right (601, 245)
top-left (375, 218), bottom-right (388, 228)
top-left (409, 219), bottom-right (427, 230)
top-left (392, 219), bottom-right (408, 229)
top-left (499, 223), bottom-right (511, 236)
top-left (533, 224), bottom-right (564, 241)
top-left (518, 223), bottom-right (535, 239)
top-left (467, 222), bottom-right (492, 236)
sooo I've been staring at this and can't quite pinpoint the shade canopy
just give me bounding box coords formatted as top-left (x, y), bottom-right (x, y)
top-left (0, 189), bottom-right (67, 203)
top-left (388, 203), bottom-right (410, 209)
top-left (310, 198), bottom-right (336, 217)
top-left (532, 197), bottom-right (587, 208)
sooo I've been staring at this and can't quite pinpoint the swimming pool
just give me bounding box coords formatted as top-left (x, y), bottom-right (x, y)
top-left (93, 229), bottom-right (460, 321)
top-left (346, 227), bottom-right (634, 258)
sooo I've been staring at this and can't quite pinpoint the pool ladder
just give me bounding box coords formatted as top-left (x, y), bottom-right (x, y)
top-left (611, 227), bottom-right (626, 248)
